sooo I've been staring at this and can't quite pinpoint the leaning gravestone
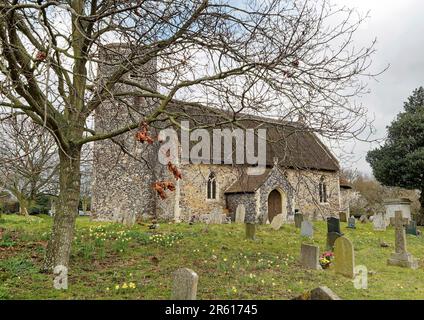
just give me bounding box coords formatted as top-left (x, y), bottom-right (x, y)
top-left (270, 214), bottom-right (284, 230)
top-left (387, 211), bottom-right (418, 269)
top-left (334, 236), bottom-right (355, 278)
top-left (347, 217), bottom-right (356, 229)
top-left (373, 213), bottom-right (386, 231)
top-left (245, 223), bottom-right (256, 240)
top-left (300, 221), bottom-right (313, 238)
top-left (339, 212), bottom-right (348, 222)
top-left (171, 268), bottom-right (199, 300)
top-left (300, 244), bottom-right (321, 270)
top-left (406, 220), bottom-right (418, 236)
top-left (294, 212), bottom-right (303, 228)
top-left (235, 205), bottom-right (246, 224)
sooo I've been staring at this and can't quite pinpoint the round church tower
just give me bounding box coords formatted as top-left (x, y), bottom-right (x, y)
top-left (91, 43), bottom-right (159, 224)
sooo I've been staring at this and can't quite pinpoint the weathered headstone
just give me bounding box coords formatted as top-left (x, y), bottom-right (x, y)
top-left (300, 244), bottom-right (321, 270)
top-left (235, 205), bottom-right (246, 223)
top-left (347, 217), bottom-right (356, 229)
top-left (209, 209), bottom-right (223, 224)
top-left (406, 220), bottom-right (418, 236)
top-left (339, 212), bottom-right (348, 222)
top-left (373, 213), bottom-right (386, 231)
top-left (270, 214), bottom-right (284, 230)
top-left (334, 236), bottom-right (355, 278)
top-left (387, 211), bottom-right (418, 269)
top-left (300, 220), bottom-right (313, 238)
top-left (245, 223), bottom-right (256, 240)
top-left (294, 212), bottom-right (303, 228)
top-left (171, 268), bottom-right (199, 300)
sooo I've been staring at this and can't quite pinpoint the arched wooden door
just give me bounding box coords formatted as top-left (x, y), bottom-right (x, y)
top-left (268, 189), bottom-right (282, 222)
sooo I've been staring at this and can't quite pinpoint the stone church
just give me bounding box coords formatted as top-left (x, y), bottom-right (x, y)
top-left (91, 44), bottom-right (343, 225)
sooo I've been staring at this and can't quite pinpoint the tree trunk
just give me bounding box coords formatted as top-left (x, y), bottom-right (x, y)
top-left (417, 189), bottom-right (424, 226)
top-left (42, 147), bottom-right (81, 272)
top-left (19, 204), bottom-right (29, 216)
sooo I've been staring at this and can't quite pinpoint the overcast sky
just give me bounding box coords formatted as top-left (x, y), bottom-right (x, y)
top-left (333, 0), bottom-right (424, 175)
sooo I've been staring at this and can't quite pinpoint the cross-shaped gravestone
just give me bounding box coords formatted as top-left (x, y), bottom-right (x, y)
top-left (387, 211), bottom-right (418, 269)
top-left (390, 211), bottom-right (409, 255)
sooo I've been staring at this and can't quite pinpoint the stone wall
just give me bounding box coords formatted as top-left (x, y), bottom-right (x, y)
top-left (286, 169), bottom-right (340, 220)
top-left (91, 45), bottom-right (160, 223)
top-left (177, 163), bottom-right (241, 221)
top-left (226, 193), bottom-right (257, 223)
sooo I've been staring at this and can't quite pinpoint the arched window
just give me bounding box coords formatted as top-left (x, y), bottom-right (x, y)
top-left (319, 176), bottom-right (327, 203)
top-left (207, 172), bottom-right (217, 200)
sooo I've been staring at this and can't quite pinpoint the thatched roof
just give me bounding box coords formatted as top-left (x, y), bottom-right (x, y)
top-left (161, 103), bottom-right (340, 172)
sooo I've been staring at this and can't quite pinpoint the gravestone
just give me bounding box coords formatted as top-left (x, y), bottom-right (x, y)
top-left (294, 212), bottom-right (303, 228)
top-left (209, 209), bottom-right (223, 224)
top-left (245, 223), bottom-right (256, 240)
top-left (326, 217), bottom-right (343, 250)
top-left (339, 212), bottom-right (348, 222)
top-left (359, 215), bottom-right (368, 223)
top-left (300, 221), bottom-right (313, 238)
top-left (373, 213), bottom-right (386, 231)
top-left (387, 211), bottom-right (418, 269)
top-left (310, 287), bottom-right (342, 300)
top-left (300, 244), bottom-right (321, 270)
top-left (270, 214), bottom-right (284, 230)
top-left (171, 268), bottom-right (199, 300)
top-left (334, 236), bottom-right (355, 278)
top-left (347, 217), bottom-right (356, 229)
top-left (235, 205), bottom-right (246, 223)
top-left (327, 217), bottom-right (341, 234)
top-left (326, 232), bottom-right (341, 250)
top-left (406, 220), bottom-right (418, 236)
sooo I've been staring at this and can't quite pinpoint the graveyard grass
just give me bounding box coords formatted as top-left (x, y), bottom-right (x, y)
top-left (1, 214), bottom-right (424, 300)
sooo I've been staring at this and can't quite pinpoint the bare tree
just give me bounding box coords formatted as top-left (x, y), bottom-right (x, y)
top-left (0, 115), bottom-right (58, 215)
top-left (0, 0), bottom-right (380, 271)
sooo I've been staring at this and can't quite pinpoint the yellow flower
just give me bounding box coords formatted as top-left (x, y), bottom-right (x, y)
top-left (223, 258), bottom-right (228, 262)
top-left (122, 283), bottom-right (128, 289)
top-left (106, 287), bottom-right (110, 291)
top-left (231, 286), bottom-right (237, 293)
top-left (115, 285), bottom-right (120, 290)
top-left (129, 282), bottom-right (136, 289)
